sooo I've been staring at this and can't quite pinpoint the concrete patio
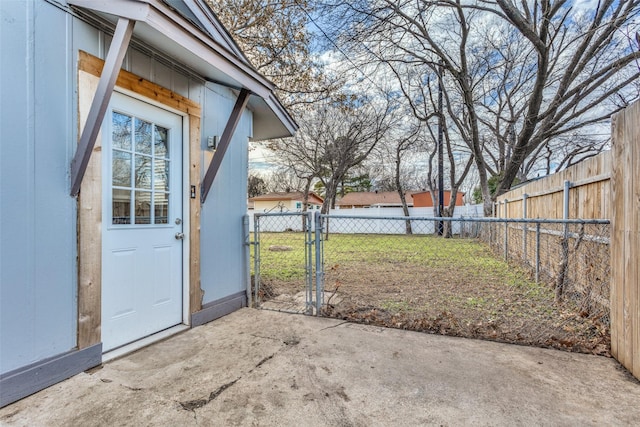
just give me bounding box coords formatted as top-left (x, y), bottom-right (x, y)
top-left (1, 308), bottom-right (639, 426)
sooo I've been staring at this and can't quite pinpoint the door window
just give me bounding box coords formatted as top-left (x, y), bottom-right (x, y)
top-left (111, 112), bottom-right (171, 225)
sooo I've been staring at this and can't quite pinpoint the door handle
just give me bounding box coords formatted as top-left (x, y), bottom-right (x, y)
top-left (175, 232), bottom-right (185, 240)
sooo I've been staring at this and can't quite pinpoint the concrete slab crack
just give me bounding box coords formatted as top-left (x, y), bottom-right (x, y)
top-left (250, 333), bottom-right (301, 346)
top-left (249, 333), bottom-right (281, 341)
top-left (253, 354), bottom-right (274, 370)
top-left (319, 321), bottom-right (349, 331)
top-left (179, 378), bottom-right (239, 411)
top-left (179, 346), bottom-right (285, 413)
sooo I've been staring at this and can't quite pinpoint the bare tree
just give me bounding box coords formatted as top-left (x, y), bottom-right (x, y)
top-left (248, 174), bottom-right (269, 197)
top-left (207, 0), bottom-right (329, 107)
top-left (316, 101), bottom-right (394, 213)
top-left (263, 168), bottom-right (308, 193)
top-left (270, 95), bottom-right (394, 213)
top-left (264, 140), bottom-right (318, 211)
top-left (488, 0), bottom-right (640, 196)
top-left (320, 0), bottom-right (640, 213)
top-left (392, 126), bottom-right (421, 231)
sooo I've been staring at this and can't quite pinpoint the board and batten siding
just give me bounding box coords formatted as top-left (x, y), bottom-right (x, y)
top-left (199, 85), bottom-right (251, 304)
top-left (1, 0), bottom-right (77, 375)
top-left (1, 0), bottom-right (251, 377)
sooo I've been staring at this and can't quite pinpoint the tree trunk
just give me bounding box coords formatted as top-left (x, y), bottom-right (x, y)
top-left (395, 153), bottom-right (412, 235)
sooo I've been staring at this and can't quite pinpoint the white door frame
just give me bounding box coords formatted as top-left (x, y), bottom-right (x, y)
top-left (109, 87), bottom-right (191, 330)
top-left (77, 51), bottom-right (203, 352)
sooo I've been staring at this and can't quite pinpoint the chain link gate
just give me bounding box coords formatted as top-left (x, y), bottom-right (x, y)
top-left (252, 211), bottom-right (318, 314)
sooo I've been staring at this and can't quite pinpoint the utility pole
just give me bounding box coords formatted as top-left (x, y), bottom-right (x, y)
top-left (437, 61), bottom-right (444, 236)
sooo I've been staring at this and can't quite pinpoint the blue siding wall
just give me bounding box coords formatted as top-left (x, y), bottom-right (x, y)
top-left (1, 0), bottom-right (250, 377)
top-left (1, 1), bottom-right (77, 374)
top-left (200, 84), bottom-right (251, 303)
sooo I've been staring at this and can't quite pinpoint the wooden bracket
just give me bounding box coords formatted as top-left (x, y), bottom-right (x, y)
top-left (200, 88), bottom-right (251, 203)
top-left (70, 18), bottom-right (135, 196)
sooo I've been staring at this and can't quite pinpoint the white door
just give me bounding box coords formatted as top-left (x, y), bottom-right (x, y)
top-left (102, 92), bottom-right (184, 352)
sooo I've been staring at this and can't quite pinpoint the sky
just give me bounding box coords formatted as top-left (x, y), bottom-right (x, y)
top-left (250, 0), bottom-right (639, 185)
top-left (248, 141), bottom-right (277, 172)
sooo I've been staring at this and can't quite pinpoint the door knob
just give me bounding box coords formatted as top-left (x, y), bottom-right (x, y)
top-left (175, 232), bottom-right (185, 240)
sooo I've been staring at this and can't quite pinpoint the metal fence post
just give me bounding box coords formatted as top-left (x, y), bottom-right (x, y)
top-left (243, 214), bottom-right (252, 308)
top-left (314, 211), bottom-right (324, 316)
top-left (556, 180), bottom-right (572, 300)
top-left (504, 200), bottom-right (509, 261)
top-left (304, 212), bottom-right (314, 315)
top-left (523, 194), bottom-right (528, 265)
top-left (490, 204), bottom-right (495, 247)
top-left (535, 222), bottom-right (541, 283)
top-left (253, 214), bottom-right (261, 306)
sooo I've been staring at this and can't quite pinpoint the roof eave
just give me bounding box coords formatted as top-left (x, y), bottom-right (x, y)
top-left (68, 0), bottom-right (297, 140)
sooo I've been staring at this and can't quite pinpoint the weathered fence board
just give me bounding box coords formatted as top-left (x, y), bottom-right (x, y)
top-left (611, 101), bottom-right (640, 378)
top-left (496, 151), bottom-right (611, 220)
top-left (495, 152), bottom-right (613, 323)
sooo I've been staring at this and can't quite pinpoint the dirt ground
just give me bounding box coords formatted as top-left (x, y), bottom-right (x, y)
top-left (261, 259), bottom-right (609, 357)
top-left (255, 231), bottom-right (609, 357)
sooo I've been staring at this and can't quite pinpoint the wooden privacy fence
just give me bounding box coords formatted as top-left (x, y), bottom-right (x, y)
top-left (496, 101), bottom-right (640, 380)
top-left (495, 150), bottom-right (611, 220)
top-left (495, 152), bottom-right (612, 330)
top-left (611, 101), bottom-right (640, 379)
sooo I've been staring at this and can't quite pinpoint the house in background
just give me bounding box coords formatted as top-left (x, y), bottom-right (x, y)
top-left (1, 0), bottom-right (296, 407)
top-left (249, 191), bottom-right (324, 212)
top-left (335, 191), bottom-right (415, 209)
top-left (411, 190), bottom-right (465, 208)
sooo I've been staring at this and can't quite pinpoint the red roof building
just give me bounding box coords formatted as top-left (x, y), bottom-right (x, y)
top-left (411, 190), bottom-right (465, 207)
top-left (335, 191), bottom-right (415, 208)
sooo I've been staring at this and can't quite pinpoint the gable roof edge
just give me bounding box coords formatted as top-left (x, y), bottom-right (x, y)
top-left (68, 0), bottom-right (297, 139)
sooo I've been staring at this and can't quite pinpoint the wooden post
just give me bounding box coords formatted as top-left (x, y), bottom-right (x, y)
top-left (611, 101), bottom-right (640, 379)
top-left (201, 89), bottom-right (251, 202)
top-left (71, 18), bottom-right (135, 196)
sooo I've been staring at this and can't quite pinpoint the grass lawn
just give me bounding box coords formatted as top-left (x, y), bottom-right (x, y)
top-left (252, 232), bottom-right (609, 355)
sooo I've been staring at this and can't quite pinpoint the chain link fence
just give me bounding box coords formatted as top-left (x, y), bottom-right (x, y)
top-left (252, 213), bottom-right (611, 355)
top-left (480, 219), bottom-right (610, 318)
top-left (251, 212), bottom-right (314, 314)
top-left (317, 215), bottom-right (610, 355)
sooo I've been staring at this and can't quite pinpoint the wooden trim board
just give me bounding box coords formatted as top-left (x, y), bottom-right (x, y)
top-left (71, 18), bottom-right (135, 196)
top-left (77, 51), bottom-right (203, 350)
